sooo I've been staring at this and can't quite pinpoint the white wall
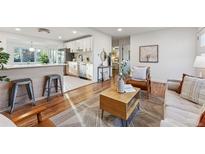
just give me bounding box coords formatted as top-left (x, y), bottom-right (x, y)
top-left (196, 28), bottom-right (205, 56)
top-left (196, 28), bottom-right (205, 77)
top-left (130, 28), bottom-right (197, 82)
top-left (93, 31), bottom-right (112, 82)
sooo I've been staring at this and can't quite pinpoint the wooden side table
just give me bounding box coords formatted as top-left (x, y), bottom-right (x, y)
top-left (100, 87), bottom-right (140, 126)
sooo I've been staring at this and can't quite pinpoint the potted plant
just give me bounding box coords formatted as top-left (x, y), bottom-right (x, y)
top-left (0, 47), bottom-right (10, 82)
top-left (39, 52), bottom-right (49, 64)
top-left (117, 60), bottom-right (130, 93)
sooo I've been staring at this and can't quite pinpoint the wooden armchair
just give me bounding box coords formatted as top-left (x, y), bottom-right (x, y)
top-left (125, 66), bottom-right (151, 98)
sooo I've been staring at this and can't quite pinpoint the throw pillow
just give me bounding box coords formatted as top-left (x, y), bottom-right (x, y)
top-left (132, 66), bottom-right (147, 80)
top-left (180, 76), bottom-right (205, 105)
top-left (178, 73), bottom-right (202, 94)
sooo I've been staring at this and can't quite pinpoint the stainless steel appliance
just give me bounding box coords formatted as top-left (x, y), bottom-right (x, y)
top-left (79, 62), bottom-right (87, 79)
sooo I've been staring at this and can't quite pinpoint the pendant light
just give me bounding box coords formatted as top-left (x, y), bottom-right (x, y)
top-left (29, 41), bottom-right (35, 52)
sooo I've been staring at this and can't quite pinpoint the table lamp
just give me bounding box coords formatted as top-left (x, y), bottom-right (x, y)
top-left (193, 55), bottom-right (205, 77)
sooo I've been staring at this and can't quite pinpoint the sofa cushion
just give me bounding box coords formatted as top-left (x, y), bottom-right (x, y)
top-left (165, 90), bottom-right (202, 114)
top-left (178, 74), bottom-right (201, 94)
top-left (160, 118), bottom-right (190, 127)
top-left (0, 114), bottom-right (16, 127)
top-left (180, 76), bottom-right (205, 105)
top-left (164, 106), bottom-right (200, 126)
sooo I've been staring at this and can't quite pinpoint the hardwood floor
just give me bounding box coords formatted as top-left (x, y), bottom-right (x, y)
top-left (2, 76), bottom-right (166, 127)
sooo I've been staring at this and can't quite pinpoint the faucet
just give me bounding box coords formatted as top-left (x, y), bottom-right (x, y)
top-left (78, 54), bottom-right (83, 62)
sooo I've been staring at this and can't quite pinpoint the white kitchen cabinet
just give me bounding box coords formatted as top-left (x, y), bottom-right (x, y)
top-left (65, 37), bottom-right (93, 53)
top-left (75, 40), bottom-right (81, 51)
top-left (65, 42), bottom-right (71, 49)
top-left (84, 38), bottom-right (89, 52)
top-left (88, 37), bottom-right (93, 52)
top-left (86, 64), bottom-right (93, 80)
top-left (67, 62), bottom-right (79, 76)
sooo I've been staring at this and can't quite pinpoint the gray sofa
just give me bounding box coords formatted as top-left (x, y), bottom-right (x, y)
top-left (160, 80), bottom-right (204, 127)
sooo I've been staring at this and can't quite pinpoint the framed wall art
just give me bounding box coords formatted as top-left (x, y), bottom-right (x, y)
top-left (139, 45), bottom-right (159, 63)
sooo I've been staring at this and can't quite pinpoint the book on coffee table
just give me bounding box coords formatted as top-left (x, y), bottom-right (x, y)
top-left (124, 84), bottom-right (136, 93)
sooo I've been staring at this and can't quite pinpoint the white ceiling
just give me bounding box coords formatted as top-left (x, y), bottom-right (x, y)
top-left (92, 27), bottom-right (167, 38)
top-left (0, 27), bottom-right (91, 41)
top-left (0, 27), bottom-right (167, 41)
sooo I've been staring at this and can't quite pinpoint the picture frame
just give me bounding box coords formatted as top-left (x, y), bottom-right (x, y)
top-left (139, 45), bottom-right (159, 63)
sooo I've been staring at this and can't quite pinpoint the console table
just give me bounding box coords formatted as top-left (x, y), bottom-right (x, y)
top-left (97, 65), bottom-right (111, 82)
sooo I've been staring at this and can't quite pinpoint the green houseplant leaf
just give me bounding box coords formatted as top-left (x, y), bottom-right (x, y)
top-left (39, 53), bottom-right (49, 64)
top-left (0, 47), bottom-right (10, 82)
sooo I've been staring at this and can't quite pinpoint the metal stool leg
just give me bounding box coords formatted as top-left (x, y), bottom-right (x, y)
top-left (54, 78), bottom-right (58, 92)
top-left (10, 84), bottom-right (18, 113)
top-left (26, 83), bottom-right (32, 99)
top-left (9, 85), bottom-right (15, 107)
top-left (58, 77), bottom-right (63, 96)
top-left (29, 82), bottom-right (36, 105)
top-left (47, 78), bottom-right (51, 101)
top-left (42, 78), bottom-right (48, 96)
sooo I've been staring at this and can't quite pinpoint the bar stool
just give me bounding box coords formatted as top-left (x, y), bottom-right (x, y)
top-left (9, 78), bottom-right (35, 113)
top-left (42, 74), bottom-right (63, 101)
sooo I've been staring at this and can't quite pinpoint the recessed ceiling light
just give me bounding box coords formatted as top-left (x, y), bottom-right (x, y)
top-left (72, 30), bottom-right (77, 34)
top-left (117, 28), bottom-right (122, 32)
top-left (15, 28), bottom-right (21, 31)
top-left (58, 36), bottom-right (62, 39)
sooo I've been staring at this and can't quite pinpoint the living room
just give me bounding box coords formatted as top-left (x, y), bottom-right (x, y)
top-left (1, 0), bottom-right (205, 153)
top-left (0, 27), bottom-right (204, 127)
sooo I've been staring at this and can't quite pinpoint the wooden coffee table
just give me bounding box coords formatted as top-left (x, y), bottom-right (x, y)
top-left (100, 87), bottom-right (140, 127)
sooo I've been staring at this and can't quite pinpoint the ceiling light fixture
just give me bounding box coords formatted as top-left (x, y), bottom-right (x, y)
top-left (38, 28), bottom-right (50, 34)
top-left (58, 36), bottom-right (62, 39)
top-left (72, 30), bottom-right (77, 34)
top-left (15, 28), bottom-right (21, 31)
top-left (117, 28), bottom-right (122, 32)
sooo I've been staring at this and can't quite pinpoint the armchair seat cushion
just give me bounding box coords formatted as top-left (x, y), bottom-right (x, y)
top-left (126, 79), bottom-right (148, 90)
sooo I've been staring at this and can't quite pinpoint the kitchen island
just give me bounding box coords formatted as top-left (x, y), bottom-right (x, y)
top-left (0, 64), bottom-right (65, 111)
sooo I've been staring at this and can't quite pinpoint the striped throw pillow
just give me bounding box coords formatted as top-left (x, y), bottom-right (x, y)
top-left (180, 76), bottom-right (205, 105)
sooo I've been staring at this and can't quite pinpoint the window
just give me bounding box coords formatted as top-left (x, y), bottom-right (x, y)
top-left (200, 33), bottom-right (205, 47)
top-left (13, 47), bottom-right (64, 64)
top-left (36, 49), bottom-right (42, 62)
top-left (14, 48), bottom-right (21, 62)
top-left (22, 48), bottom-right (35, 62)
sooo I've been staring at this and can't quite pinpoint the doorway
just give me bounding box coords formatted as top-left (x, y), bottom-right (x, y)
top-left (111, 37), bottom-right (130, 77)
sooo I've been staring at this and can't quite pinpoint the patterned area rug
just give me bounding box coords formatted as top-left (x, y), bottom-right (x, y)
top-left (50, 91), bottom-right (164, 127)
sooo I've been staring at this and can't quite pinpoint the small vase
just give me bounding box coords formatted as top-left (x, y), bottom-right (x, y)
top-left (117, 76), bottom-right (125, 93)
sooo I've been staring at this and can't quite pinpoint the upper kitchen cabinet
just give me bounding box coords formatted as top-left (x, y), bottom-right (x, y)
top-left (66, 41), bottom-right (76, 53)
top-left (82, 37), bottom-right (92, 52)
top-left (65, 37), bottom-right (93, 53)
top-left (75, 40), bottom-right (83, 52)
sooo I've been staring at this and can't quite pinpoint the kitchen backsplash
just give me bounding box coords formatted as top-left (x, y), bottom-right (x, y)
top-left (73, 52), bottom-right (93, 63)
